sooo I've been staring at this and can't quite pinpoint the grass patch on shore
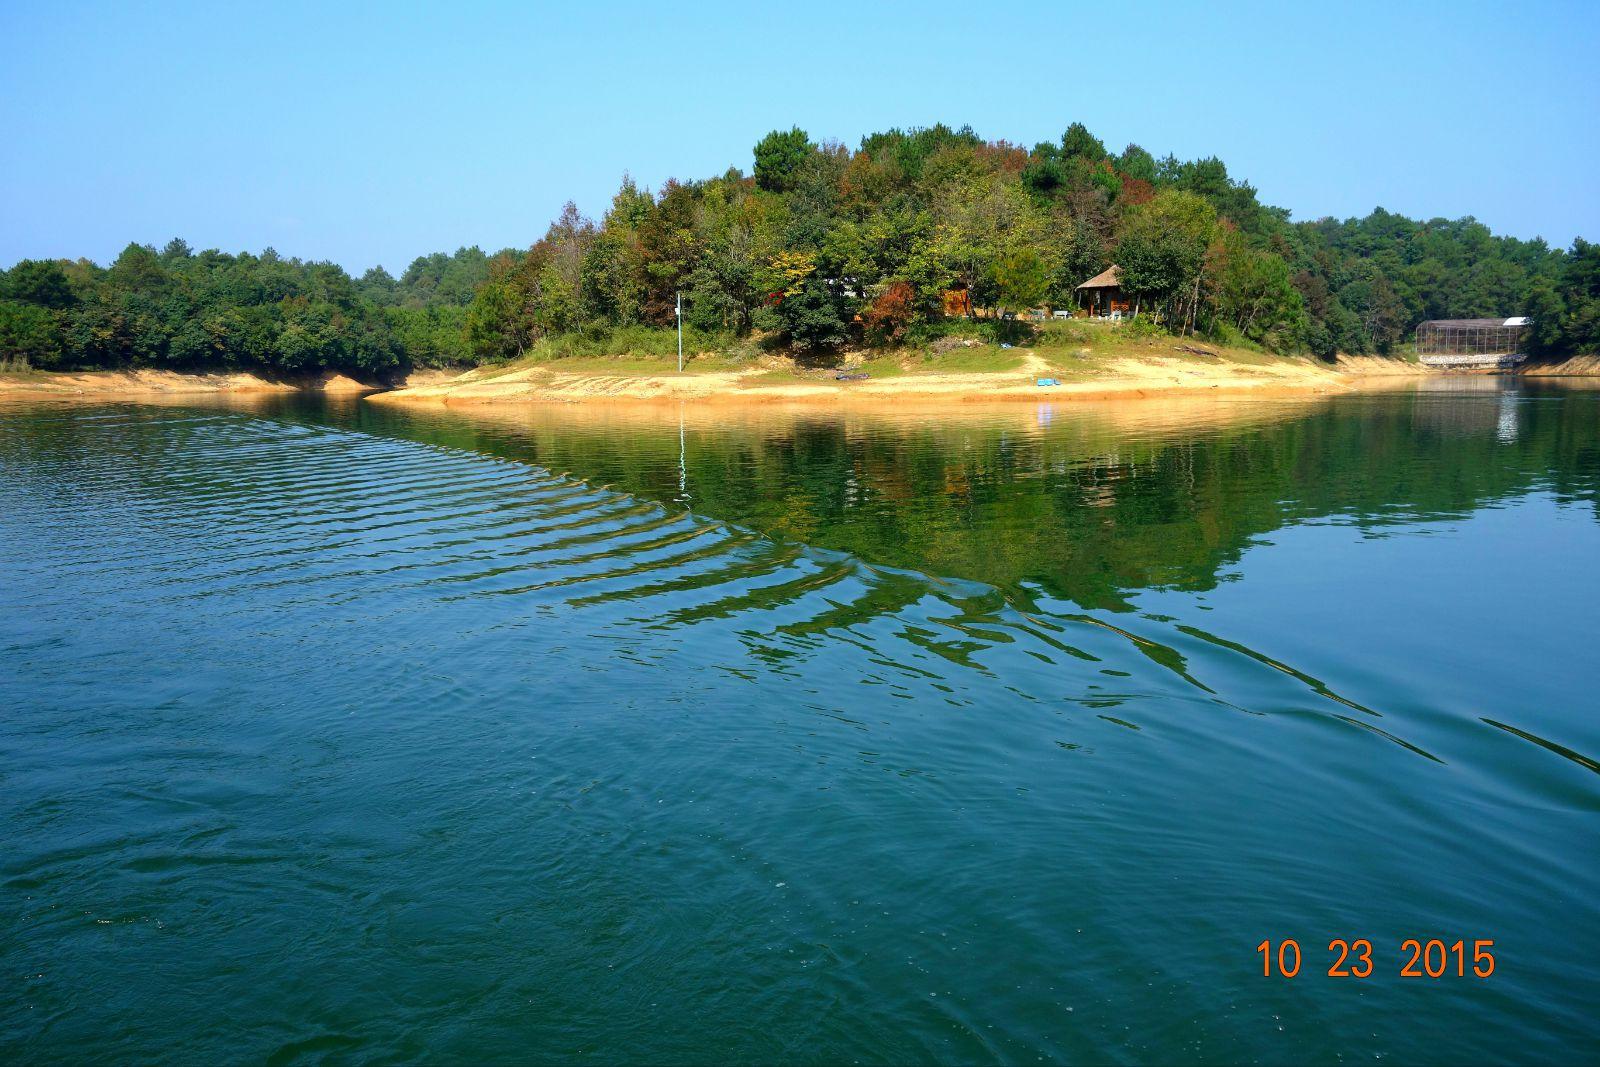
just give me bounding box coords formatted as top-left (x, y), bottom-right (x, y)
top-left (507, 325), bottom-right (758, 370)
top-left (1032, 320), bottom-right (1301, 370)
top-left (516, 352), bottom-right (752, 376)
top-left (899, 347), bottom-right (1028, 374)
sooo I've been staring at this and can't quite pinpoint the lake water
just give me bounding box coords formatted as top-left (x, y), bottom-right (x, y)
top-left (2, 382), bottom-right (1597, 1063)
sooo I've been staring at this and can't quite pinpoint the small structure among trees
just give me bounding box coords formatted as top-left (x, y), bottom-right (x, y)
top-left (1414, 317), bottom-right (1530, 368)
top-left (941, 286), bottom-right (972, 317)
top-left (1076, 265), bottom-right (1130, 318)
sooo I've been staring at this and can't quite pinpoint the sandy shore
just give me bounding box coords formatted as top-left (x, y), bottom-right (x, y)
top-left (0, 368), bottom-right (365, 397)
top-left (1522, 354), bottom-right (1600, 377)
top-left (0, 368), bottom-right (458, 398)
top-left (4, 354), bottom-right (1592, 408)
top-left (369, 353), bottom-right (1430, 408)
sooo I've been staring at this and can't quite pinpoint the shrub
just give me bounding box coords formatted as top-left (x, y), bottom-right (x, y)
top-left (1201, 321), bottom-right (1263, 353)
top-left (1033, 320), bottom-right (1093, 348)
top-left (905, 317), bottom-right (983, 348)
top-left (1118, 315), bottom-right (1169, 341)
top-left (907, 316), bottom-right (1048, 349)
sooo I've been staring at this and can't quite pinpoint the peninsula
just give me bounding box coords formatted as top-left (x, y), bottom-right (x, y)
top-left (3, 123), bottom-right (1597, 399)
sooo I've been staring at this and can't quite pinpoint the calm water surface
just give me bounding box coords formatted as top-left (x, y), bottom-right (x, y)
top-left (2, 382), bottom-right (1598, 1063)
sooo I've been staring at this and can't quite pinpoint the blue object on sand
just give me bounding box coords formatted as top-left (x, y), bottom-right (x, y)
top-left (1036, 377), bottom-right (1059, 387)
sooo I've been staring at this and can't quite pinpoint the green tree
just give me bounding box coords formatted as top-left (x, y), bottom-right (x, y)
top-left (1340, 271), bottom-right (1406, 354)
top-left (1116, 190), bottom-right (1218, 331)
top-left (1523, 279), bottom-right (1566, 354)
top-left (1212, 235), bottom-right (1305, 345)
top-left (359, 266), bottom-right (400, 306)
top-left (529, 262), bottom-right (577, 335)
top-left (982, 247), bottom-right (1050, 319)
top-left (1119, 144), bottom-right (1157, 182)
top-left (687, 229), bottom-right (759, 333)
top-left (467, 279), bottom-right (529, 361)
top-left (1060, 122), bottom-right (1107, 161)
top-left (753, 127), bottom-right (814, 193)
top-left (1020, 145), bottom-right (1067, 200)
top-left (1559, 238), bottom-right (1600, 351)
top-left (2, 260), bottom-right (77, 308)
top-left (0, 301), bottom-right (65, 367)
top-left (774, 276), bottom-right (849, 352)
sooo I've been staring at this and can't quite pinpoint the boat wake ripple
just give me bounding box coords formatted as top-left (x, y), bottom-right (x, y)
top-left (3, 406), bottom-right (1574, 776)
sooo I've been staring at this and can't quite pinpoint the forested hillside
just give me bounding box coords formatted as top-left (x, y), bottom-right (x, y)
top-left (4, 123), bottom-right (1597, 375)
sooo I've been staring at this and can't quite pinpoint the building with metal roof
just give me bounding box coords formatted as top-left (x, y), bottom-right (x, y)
top-left (1415, 317), bottom-right (1529, 369)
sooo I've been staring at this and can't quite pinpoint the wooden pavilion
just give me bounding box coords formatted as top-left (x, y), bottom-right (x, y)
top-left (1076, 265), bottom-right (1131, 318)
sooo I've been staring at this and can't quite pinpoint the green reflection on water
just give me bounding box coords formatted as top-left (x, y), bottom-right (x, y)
top-left (294, 382), bottom-right (1600, 612)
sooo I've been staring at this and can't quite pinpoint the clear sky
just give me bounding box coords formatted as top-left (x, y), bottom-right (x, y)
top-left (2, 0), bottom-right (1596, 274)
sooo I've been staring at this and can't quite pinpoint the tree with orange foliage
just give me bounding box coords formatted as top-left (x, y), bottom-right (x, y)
top-left (862, 281), bottom-right (916, 345)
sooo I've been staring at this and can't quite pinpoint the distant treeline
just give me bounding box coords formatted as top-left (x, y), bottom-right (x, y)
top-left (0, 244), bottom-right (491, 375)
top-left (3, 122), bottom-right (1597, 374)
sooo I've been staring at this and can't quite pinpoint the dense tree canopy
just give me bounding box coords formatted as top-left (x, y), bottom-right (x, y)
top-left (0, 244), bottom-right (497, 374)
top-left (4, 122), bottom-right (1595, 373)
top-left (459, 123), bottom-right (1595, 361)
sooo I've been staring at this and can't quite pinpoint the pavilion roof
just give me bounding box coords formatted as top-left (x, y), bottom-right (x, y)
top-left (1076, 265), bottom-right (1122, 290)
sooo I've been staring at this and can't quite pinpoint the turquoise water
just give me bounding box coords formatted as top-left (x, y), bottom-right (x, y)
top-left (2, 383), bottom-right (1597, 1063)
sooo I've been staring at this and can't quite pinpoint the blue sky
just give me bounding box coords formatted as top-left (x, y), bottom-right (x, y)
top-left (2, 0), bottom-right (1596, 273)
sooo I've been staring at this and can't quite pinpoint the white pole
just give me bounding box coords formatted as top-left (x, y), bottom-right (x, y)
top-left (676, 291), bottom-right (683, 373)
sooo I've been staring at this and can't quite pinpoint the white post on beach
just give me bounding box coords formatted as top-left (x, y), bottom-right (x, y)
top-left (675, 291), bottom-right (683, 373)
